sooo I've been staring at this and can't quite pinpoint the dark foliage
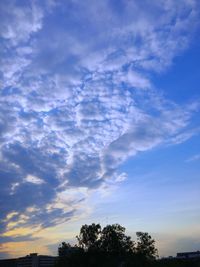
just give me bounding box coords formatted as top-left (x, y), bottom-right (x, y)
top-left (76, 223), bottom-right (101, 251)
top-left (55, 223), bottom-right (159, 267)
top-left (136, 231), bottom-right (158, 260)
top-left (155, 258), bottom-right (200, 267)
top-left (100, 224), bottom-right (135, 254)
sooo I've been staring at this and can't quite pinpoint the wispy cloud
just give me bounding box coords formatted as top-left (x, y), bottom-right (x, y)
top-left (0, 0), bottom-right (200, 254)
top-left (186, 154), bottom-right (200, 162)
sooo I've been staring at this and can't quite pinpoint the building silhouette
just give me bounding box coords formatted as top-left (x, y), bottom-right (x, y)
top-left (0, 253), bottom-right (57, 267)
top-left (177, 251), bottom-right (200, 259)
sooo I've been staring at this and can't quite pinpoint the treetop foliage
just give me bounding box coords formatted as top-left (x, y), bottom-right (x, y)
top-left (56, 223), bottom-right (158, 267)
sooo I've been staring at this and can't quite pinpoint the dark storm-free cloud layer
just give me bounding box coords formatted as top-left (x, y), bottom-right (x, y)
top-left (0, 0), bottom-right (200, 244)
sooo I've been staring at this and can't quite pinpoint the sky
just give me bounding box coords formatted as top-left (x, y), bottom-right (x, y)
top-left (0, 0), bottom-right (200, 259)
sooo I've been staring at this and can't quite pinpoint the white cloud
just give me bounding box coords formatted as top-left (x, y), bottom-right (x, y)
top-left (126, 70), bottom-right (151, 89)
top-left (115, 172), bottom-right (128, 182)
top-left (169, 127), bottom-right (200, 145)
top-left (25, 175), bottom-right (45, 185)
top-left (0, 1), bottom-right (43, 45)
top-left (0, 0), bottom-right (200, 245)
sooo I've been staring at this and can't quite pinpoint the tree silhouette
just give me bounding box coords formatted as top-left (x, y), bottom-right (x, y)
top-left (100, 224), bottom-right (135, 254)
top-left (76, 223), bottom-right (101, 251)
top-left (56, 242), bottom-right (84, 267)
top-left (56, 224), bottom-right (159, 267)
top-left (136, 232), bottom-right (158, 260)
top-left (58, 242), bottom-right (72, 257)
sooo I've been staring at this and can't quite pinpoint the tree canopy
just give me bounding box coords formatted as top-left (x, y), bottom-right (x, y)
top-left (76, 223), bottom-right (101, 251)
top-left (136, 231), bottom-right (158, 260)
top-left (100, 224), bottom-right (135, 254)
top-left (56, 223), bottom-right (158, 267)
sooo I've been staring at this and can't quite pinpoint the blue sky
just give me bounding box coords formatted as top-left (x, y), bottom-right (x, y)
top-left (0, 0), bottom-right (200, 258)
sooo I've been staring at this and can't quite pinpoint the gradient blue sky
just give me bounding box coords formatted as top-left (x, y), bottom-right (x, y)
top-left (0, 0), bottom-right (200, 258)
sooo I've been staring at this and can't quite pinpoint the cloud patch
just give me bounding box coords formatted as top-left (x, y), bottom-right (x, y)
top-left (0, 0), bottom-right (200, 252)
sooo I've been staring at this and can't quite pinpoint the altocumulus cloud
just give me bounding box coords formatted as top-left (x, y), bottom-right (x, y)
top-left (0, 0), bottom-right (200, 243)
